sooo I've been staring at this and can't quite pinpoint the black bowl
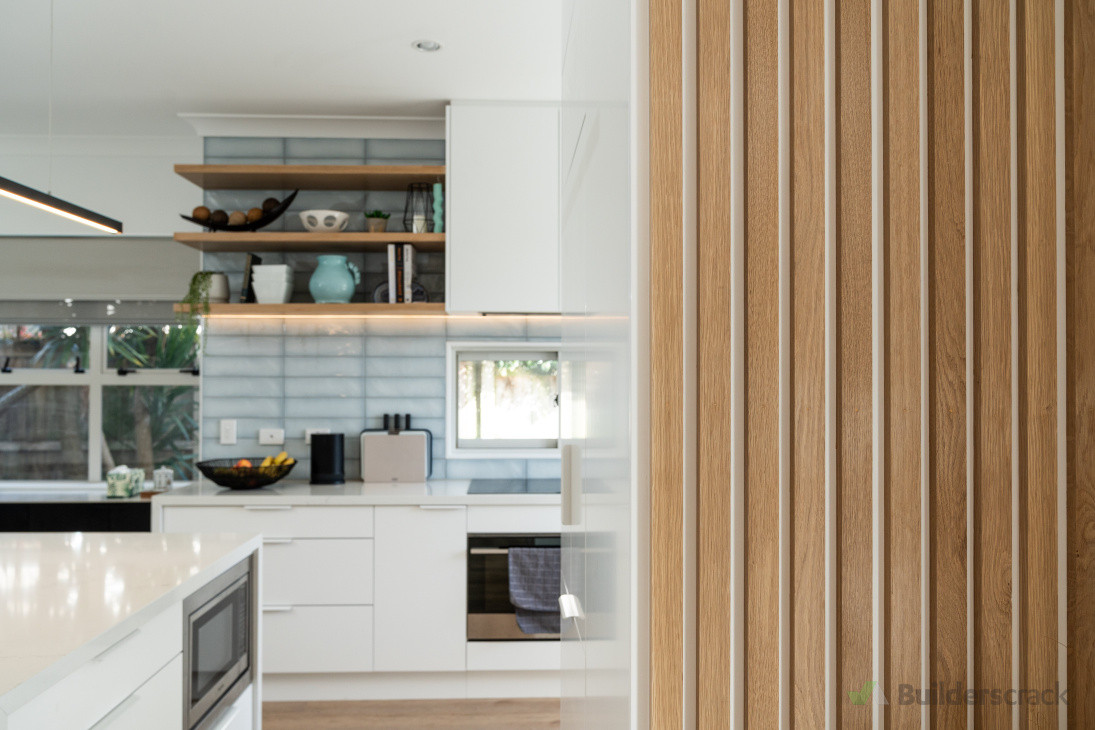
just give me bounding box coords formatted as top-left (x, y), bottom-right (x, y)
top-left (181, 190), bottom-right (299, 232)
top-left (197, 457), bottom-right (295, 489)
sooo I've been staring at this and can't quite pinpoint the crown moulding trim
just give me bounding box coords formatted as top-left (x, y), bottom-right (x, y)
top-left (177, 113), bottom-right (446, 140)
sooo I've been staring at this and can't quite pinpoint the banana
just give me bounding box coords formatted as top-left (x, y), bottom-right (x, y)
top-left (260, 456), bottom-right (274, 468)
top-left (273, 451), bottom-right (289, 465)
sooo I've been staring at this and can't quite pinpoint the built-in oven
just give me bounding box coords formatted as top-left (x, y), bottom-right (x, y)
top-left (467, 534), bottom-right (560, 641)
top-left (183, 554), bottom-right (255, 730)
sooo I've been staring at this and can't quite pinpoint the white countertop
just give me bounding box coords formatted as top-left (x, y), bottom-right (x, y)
top-left (153, 479), bottom-right (562, 506)
top-left (0, 532), bottom-right (261, 713)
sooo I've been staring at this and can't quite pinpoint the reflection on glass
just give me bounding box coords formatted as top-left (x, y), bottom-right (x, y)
top-left (457, 356), bottom-right (559, 443)
top-left (102, 386), bottom-right (198, 479)
top-left (0, 325), bottom-right (89, 369)
top-left (107, 324), bottom-right (198, 370)
top-left (0, 385), bottom-right (89, 479)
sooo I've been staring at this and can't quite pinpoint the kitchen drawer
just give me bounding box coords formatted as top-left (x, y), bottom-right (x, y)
top-left (8, 603), bottom-right (182, 730)
top-left (205, 685), bottom-right (253, 730)
top-left (262, 604), bottom-right (373, 673)
top-left (91, 654), bottom-right (182, 730)
top-left (161, 504), bottom-right (374, 538)
top-left (467, 505), bottom-right (562, 534)
top-left (263, 538), bottom-right (373, 605)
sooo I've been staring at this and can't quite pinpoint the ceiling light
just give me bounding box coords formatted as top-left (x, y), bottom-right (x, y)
top-left (0, 176), bottom-right (123, 234)
top-left (412, 39), bottom-right (442, 52)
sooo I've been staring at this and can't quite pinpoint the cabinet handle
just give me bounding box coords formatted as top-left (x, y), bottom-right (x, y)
top-left (262, 538), bottom-right (294, 545)
top-left (418, 505), bottom-right (464, 510)
top-left (243, 505), bottom-right (292, 511)
top-left (262, 605), bottom-right (293, 613)
top-left (211, 704), bottom-right (241, 730)
top-left (469, 547), bottom-right (509, 555)
top-left (92, 628), bottom-right (140, 662)
top-left (90, 692), bottom-right (140, 729)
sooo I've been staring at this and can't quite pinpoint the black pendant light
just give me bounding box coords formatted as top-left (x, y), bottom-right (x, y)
top-left (0, 175), bottom-right (123, 234)
top-left (0, 0), bottom-right (123, 234)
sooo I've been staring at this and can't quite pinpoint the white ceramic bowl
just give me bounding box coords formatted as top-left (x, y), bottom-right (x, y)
top-left (252, 264), bottom-right (292, 277)
top-left (299, 210), bottom-right (349, 233)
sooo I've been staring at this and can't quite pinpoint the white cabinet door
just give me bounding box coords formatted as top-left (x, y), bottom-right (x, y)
top-left (373, 505), bottom-right (467, 672)
top-left (262, 605), bottom-right (373, 674)
top-left (446, 102), bottom-right (560, 313)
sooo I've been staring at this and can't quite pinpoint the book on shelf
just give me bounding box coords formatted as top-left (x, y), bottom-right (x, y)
top-left (240, 253), bottom-right (262, 303)
top-left (386, 243), bottom-right (417, 304)
top-left (403, 244), bottom-right (415, 303)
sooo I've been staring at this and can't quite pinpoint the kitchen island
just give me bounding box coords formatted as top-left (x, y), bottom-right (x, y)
top-left (0, 532), bottom-right (261, 730)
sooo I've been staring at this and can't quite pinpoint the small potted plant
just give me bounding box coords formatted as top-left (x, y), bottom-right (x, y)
top-left (177, 271), bottom-right (229, 329)
top-left (365, 210), bottom-right (390, 233)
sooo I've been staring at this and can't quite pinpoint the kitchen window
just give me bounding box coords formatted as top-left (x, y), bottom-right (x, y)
top-left (0, 323), bottom-right (199, 482)
top-left (446, 341), bottom-right (560, 459)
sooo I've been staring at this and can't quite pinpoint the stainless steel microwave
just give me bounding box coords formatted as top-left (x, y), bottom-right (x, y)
top-left (183, 555), bottom-right (255, 730)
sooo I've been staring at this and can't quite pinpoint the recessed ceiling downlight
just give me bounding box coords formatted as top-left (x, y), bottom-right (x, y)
top-left (412, 39), bottom-right (442, 52)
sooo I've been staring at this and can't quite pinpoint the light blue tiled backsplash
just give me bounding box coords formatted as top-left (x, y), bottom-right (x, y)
top-left (199, 317), bottom-right (562, 481)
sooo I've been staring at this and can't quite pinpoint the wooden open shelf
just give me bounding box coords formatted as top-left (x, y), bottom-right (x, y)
top-left (173, 232), bottom-right (445, 253)
top-left (174, 302), bottom-right (445, 317)
top-left (174, 164), bottom-right (445, 191)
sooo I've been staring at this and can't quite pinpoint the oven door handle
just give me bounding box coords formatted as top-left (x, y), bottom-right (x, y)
top-left (468, 547), bottom-right (509, 555)
top-left (262, 605), bottom-right (293, 613)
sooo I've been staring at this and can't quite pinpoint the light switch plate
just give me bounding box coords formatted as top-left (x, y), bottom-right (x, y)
top-left (259, 427), bottom-right (285, 445)
top-left (219, 419), bottom-right (237, 445)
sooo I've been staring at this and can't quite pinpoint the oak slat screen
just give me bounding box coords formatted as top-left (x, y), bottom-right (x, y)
top-left (649, 0), bottom-right (1095, 726)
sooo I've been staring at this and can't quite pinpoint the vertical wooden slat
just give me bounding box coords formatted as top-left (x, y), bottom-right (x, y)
top-left (926, 0), bottom-right (968, 726)
top-left (834, 0), bottom-right (874, 726)
top-left (697, 0), bottom-right (734, 724)
top-left (788, 0), bottom-right (827, 725)
top-left (649, 0), bottom-right (685, 725)
top-left (1016, 0), bottom-right (1058, 726)
top-left (970, 0), bottom-right (1013, 726)
top-left (1066, 0), bottom-right (1095, 725)
top-left (744, 0), bottom-right (782, 725)
top-left (883, 0), bottom-right (923, 726)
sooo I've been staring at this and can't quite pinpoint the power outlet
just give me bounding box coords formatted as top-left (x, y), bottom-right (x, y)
top-left (258, 428), bottom-right (285, 446)
top-left (219, 419), bottom-right (237, 445)
top-left (304, 428), bottom-right (331, 445)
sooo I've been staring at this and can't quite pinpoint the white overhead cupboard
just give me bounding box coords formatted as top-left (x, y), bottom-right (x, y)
top-left (445, 102), bottom-right (561, 314)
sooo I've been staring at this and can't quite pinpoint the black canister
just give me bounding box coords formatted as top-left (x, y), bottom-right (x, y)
top-left (310, 433), bottom-right (345, 485)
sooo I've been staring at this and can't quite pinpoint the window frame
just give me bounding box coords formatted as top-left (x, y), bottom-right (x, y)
top-left (445, 340), bottom-right (561, 460)
top-left (0, 325), bottom-right (199, 484)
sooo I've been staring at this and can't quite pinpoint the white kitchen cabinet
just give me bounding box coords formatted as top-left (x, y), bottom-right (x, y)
top-left (373, 505), bottom-right (467, 672)
top-left (446, 102), bottom-right (560, 313)
top-left (263, 538), bottom-right (373, 606)
top-left (7, 604), bottom-right (182, 730)
top-left (91, 654), bottom-right (182, 730)
top-left (262, 606), bottom-right (374, 674)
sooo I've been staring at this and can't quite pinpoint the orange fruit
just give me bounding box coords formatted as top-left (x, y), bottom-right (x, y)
top-left (235, 458), bottom-right (252, 468)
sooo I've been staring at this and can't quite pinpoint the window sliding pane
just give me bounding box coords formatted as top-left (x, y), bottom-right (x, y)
top-left (0, 385), bottom-right (89, 479)
top-left (457, 356), bottom-right (559, 443)
top-left (107, 324), bottom-right (198, 370)
top-left (0, 325), bottom-right (89, 369)
top-left (103, 385), bottom-right (198, 479)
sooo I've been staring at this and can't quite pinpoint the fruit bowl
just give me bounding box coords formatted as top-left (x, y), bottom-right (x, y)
top-left (196, 458), bottom-right (295, 489)
top-left (180, 190), bottom-right (299, 232)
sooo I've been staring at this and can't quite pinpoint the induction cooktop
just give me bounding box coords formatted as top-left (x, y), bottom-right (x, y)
top-left (466, 479), bottom-right (561, 494)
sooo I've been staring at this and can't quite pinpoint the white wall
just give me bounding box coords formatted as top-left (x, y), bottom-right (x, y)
top-left (0, 134), bottom-right (202, 237)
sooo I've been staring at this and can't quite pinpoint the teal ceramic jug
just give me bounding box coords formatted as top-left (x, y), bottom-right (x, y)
top-left (309, 255), bottom-right (360, 303)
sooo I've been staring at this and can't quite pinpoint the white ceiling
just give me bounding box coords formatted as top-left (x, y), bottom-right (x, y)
top-left (0, 0), bottom-right (562, 137)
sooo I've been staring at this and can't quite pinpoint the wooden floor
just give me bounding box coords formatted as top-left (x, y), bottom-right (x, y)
top-left (263, 699), bottom-right (561, 729)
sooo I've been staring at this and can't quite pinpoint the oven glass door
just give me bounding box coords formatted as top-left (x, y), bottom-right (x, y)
top-left (189, 574), bottom-right (250, 715)
top-left (467, 535), bottom-right (560, 641)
